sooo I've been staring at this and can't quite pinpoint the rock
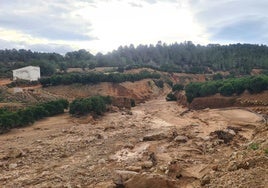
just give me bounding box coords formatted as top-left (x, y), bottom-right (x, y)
top-left (95, 180), bottom-right (116, 188)
top-left (143, 132), bottom-right (169, 141)
top-left (9, 163), bottom-right (17, 169)
top-left (200, 174), bottom-right (210, 186)
top-left (114, 170), bottom-right (138, 182)
top-left (142, 161), bottom-right (154, 169)
top-left (95, 134), bottom-right (103, 139)
top-left (124, 174), bottom-right (179, 188)
top-left (98, 159), bottom-right (106, 164)
top-left (203, 136), bottom-right (211, 141)
top-left (210, 130), bottom-right (234, 144)
top-left (226, 129), bottom-right (236, 136)
top-left (124, 143), bottom-right (134, 149)
top-left (158, 165), bottom-right (168, 172)
top-left (211, 165), bottom-right (218, 171)
top-left (174, 135), bottom-right (188, 143)
top-left (126, 166), bottom-right (142, 172)
top-left (4, 148), bottom-right (26, 159)
top-left (227, 161), bottom-right (238, 171)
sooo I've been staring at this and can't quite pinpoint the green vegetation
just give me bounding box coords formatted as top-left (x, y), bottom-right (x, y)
top-left (130, 99), bottom-right (136, 107)
top-left (69, 96), bottom-right (112, 116)
top-left (166, 92), bottom-right (177, 101)
top-left (153, 79), bottom-right (164, 88)
top-left (0, 99), bottom-right (69, 133)
top-left (7, 79), bottom-right (39, 88)
top-left (39, 71), bottom-right (160, 86)
top-left (185, 74), bottom-right (268, 103)
top-left (1, 43), bottom-right (268, 78)
top-left (172, 84), bottom-right (184, 92)
top-left (248, 143), bottom-right (259, 150)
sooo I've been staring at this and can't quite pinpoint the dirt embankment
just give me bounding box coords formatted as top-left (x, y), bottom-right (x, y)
top-left (189, 91), bottom-right (268, 111)
top-left (43, 79), bottom-right (170, 103)
top-left (0, 98), bottom-right (267, 187)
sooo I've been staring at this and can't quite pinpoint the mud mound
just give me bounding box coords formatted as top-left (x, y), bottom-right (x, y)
top-left (190, 91), bottom-right (268, 110)
top-left (190, 96), bottom-right (236, 109)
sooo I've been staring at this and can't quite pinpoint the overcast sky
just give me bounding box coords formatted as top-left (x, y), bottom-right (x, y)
top-left (0, 0), bottom-right (267, 54)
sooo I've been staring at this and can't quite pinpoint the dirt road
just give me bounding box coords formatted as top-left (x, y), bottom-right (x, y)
top-left (0, 98), bottom-right (267, 187)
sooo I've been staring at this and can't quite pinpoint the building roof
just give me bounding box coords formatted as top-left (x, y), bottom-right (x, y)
top-left (12, 66), bottom-right (40, 72)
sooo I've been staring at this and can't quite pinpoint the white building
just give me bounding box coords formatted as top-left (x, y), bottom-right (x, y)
top-left (12, 66), bottom-right (41, 81)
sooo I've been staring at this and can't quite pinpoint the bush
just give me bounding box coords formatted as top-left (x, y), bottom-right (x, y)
top-left (248, 76), bottom-right (267, 93)
top-left (40, 71), bottom-right (161, 86)
top-left (166, 92), bottom-right (177, 101)
top-left (185, 82), bottom-right (202, 103)
top-left (219, 83), bottom-right (235, 96)
top-left (0, 99), bottom-right (69, 133)
top-left (130, 99), bottom-right (136, 107)
top-left (69, 96), bottom-right (111, 116)
top-left (154, 80), bottom-right (164, 88)
top-left (185, 74), bottom-right (268, 103)
top-left (172, 84), bottom-right (183, 92)
top-left (248, 143), bottom-right (259, 150)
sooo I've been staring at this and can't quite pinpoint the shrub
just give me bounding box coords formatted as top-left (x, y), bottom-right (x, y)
top-left (172, 84), bottom-right (183, 92)
top-left (69, 96), bottom-right (111, 116)
top-left (248, 143), bottom-right (259, 150)
top-left (0, 99), bottom-right (69, 133)
top-left (130, 99), bottom-right (136, 107)
top-left (219, 83), bottom-right (235, 96)
top-left (154, 80), bottom-right (164, 88)
top-left (40, 71), bottom-right (161, 86)
top-left (185, 74), bottom-right (268, 103)
top-left (166, 92), bottom-right (177, 101)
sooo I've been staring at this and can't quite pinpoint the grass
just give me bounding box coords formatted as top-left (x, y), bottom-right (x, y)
top-left (248, 143), bottom-right (259, 150)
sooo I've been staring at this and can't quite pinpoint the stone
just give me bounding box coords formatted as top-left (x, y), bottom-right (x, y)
top-left (114, 170), bottom-right (138, 182)
top-left (200, 174), bottom-right (210, 186)
top-left (126, 166), bottom-right (142, 172)
top-left (124, 143), bottom-right (134, 149)
top-left (142, 161), bottom-right (154, 169)
top-left (174, 135), bottom-right (188, 143)
top-left (124, 174), bottom-right (178, 188)
top-left (9, 163), bottom-right (17, 169)
top-left (227, 161), bottom-right (238, 171)
top-left (143, 132), bottom-right (169, 141)
top-left (98, 159), bottom-right (106, 164)
top-left (4, 148), bottom-right (26, 159)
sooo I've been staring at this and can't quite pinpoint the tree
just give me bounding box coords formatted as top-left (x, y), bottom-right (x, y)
top-left (219, 83), bottom-right (235, 96)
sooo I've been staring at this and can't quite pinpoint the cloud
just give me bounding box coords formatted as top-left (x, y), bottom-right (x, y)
top-left (188, 0), bottom-right (268, 44)
top-left (0, 39), bottom-right (74, 54)
top-left (128, 2), bottom-right (143, 7)
top-left (142, 0), bottom-right (178, 4)
top-left (0, 0), bottom-right (96, 41)
top-left (211, 17), bottom-right (268, 43)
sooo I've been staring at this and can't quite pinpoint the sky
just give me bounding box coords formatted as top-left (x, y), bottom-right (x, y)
top-left (0, 0), bottom-right (268, 54)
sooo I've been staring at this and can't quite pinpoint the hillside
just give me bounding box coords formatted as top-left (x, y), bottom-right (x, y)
top-left (1, 43), bottom-right (268, 78)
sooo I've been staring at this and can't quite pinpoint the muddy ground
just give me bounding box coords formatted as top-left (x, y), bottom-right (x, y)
top-left (0, 97), bottom-right (267, 187)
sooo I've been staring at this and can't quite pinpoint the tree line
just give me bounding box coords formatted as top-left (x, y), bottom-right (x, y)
top-left (185, 74), bottom-right (268, 103)
top-left (39, 71), bottom-right (160, 86)
top-left (0, 99), bottom-right (68, 133)
top-left (1, 42), bottom-right (268, 77)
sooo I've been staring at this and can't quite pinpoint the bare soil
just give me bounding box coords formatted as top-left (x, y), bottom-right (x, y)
top-left (0, 97), bottom-right (267, 187)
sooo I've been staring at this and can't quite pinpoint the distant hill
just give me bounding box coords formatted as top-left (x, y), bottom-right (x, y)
top-left (1, 42), bottom-right (268, 77)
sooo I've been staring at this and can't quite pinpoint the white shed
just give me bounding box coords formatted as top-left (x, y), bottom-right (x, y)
top-left (12, 66), bottom-right (41, 81)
